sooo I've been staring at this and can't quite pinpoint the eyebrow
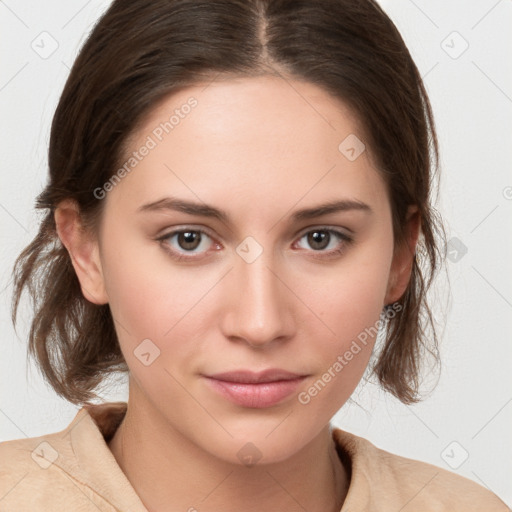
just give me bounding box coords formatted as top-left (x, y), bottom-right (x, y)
top-left (137, 196), bottom-right (372, 223)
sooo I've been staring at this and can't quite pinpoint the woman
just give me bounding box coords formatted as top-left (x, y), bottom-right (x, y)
top-left (1, 0), bottom-right (509, 510)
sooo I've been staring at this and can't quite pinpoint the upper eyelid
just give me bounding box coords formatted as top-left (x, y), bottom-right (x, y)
top-left (296, 226), bottom-right (350, 237)
top-left (294, 227), bottom-right (353, 247)
top-left (158, 225), bottom-right (216, 240)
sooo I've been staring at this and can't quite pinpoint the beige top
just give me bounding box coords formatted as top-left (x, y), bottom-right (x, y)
top-left (0, 401), bottom-right (509, 511)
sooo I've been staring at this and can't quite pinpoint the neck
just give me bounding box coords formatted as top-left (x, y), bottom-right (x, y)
top-left (108, 387), bottom-right (350, 512)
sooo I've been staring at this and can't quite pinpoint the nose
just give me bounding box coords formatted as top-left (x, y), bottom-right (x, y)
top-left (220, 250), bottom-right (295, 348)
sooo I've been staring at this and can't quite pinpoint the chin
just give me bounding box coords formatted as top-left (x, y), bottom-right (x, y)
top-left (193, 417), bottom-right (322, 468)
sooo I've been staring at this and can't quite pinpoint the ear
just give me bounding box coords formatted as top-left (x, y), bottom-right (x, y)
top-left (54, 199), bottom-right (108, 305)
top-left (384, 205), bottom-right (421, 305)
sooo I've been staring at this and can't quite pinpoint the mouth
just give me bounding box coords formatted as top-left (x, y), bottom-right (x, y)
top-left (203, 369), bottom-right (308, 408)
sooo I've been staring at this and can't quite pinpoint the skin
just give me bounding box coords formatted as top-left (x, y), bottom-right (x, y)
top-left (55, 75), bottom-right (419, 512)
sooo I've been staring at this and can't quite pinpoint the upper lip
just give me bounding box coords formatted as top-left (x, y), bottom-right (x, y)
top-left (206, 369), bottom-right (306, 384)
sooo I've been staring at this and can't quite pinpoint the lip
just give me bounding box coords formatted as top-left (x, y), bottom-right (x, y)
top-left (204, 369), bottom-right (307, 408)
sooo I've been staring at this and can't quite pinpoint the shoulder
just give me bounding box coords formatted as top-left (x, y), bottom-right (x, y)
top-left (332, 428), bottom-right (511, 512)
top-left (0, 429), bottom-right (77, 508)
top-left (0, 406), bottom-right (116, 510)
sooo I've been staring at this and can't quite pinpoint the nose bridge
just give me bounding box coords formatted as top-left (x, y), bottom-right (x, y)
top-left (224, 244), bottom-right (293, 346)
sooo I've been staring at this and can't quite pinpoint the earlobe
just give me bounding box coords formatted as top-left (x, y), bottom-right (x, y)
top-left (54, 199), bottom-right (108, 305)
top-left (384, 206), bottom-right (421, 305)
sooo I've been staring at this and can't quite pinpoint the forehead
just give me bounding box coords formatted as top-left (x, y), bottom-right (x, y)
top-left (108, 75), bottom-right (389, 220)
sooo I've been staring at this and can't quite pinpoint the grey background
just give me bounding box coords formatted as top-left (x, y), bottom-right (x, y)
top-left (1, 0), bottom-right (511, 506)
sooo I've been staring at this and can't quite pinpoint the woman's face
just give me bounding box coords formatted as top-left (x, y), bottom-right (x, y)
top-left (86, 75), bottom-right (411, 464)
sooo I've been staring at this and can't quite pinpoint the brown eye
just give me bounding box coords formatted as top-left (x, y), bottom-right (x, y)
top-left (158, 229), bottom-right (214, 256)
top-left (295, 227), bottom-right (353, 257)
top-left (177, 231), bottom-right (202, 251)
top-left (307, 230), bottom-right (330, 250)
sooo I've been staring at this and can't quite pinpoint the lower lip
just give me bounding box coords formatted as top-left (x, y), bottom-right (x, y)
top-left (204, 377), bottom-right (306, 408)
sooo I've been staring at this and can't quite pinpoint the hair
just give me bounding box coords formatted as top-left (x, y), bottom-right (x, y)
top-left (11, 0), bottom-right (446, 406)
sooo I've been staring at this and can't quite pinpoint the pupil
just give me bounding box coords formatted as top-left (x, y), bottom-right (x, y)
top-left (308, 231), bottom-right (329, 250)
top-left (178, 231), bottom-right (200, 250)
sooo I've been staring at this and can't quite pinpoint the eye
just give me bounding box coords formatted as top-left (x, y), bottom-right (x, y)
top-left (157, 228), bottom-right (220, 258)
top-left (294, 228), bottom-right (352, 255)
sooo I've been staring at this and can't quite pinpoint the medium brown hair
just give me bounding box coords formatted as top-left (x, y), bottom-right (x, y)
top-left (11, 0), bottom-right (446, 405)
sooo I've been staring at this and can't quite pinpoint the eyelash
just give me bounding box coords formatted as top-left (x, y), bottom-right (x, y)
top-left (155, 226), bottom-right (354, 262)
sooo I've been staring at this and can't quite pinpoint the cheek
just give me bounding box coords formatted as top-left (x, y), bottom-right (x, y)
top-left (98, 224), bottom-right (216, 354)
top-left (302, 232), bottom-right (393, 339)
top-left (292, 231), bottom-right (394, 411)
